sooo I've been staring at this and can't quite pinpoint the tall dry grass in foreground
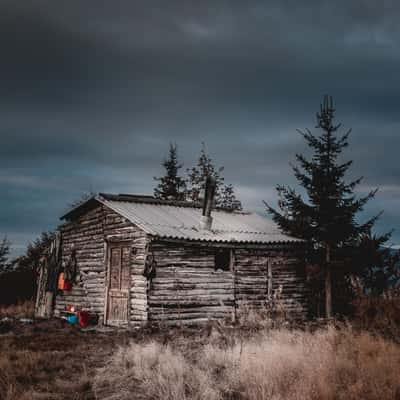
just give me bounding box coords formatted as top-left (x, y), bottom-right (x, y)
top-left (94, 326), bottom-right (400, 400)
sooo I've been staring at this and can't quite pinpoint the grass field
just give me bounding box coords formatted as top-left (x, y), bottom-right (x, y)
top-left (1, 315), bottom-right (399, 400)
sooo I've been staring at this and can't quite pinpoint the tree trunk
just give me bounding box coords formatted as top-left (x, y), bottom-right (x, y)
top-left (325, 244), bottom-right (332, 318)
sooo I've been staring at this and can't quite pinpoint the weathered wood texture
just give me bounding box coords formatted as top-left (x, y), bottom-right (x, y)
top-left (35, 258), bottom-right (54, 318)
top-left (55, 205), bottom-right (148, 324)
top-left (103, 210), bottom-right (148, 325)
top-left (147, 241), bottom-right (309, 324)
top-left (234, 248), bottom-right (309, 319)
top-left (147, 242), bottom-right (234, 324)
top-left (54, 204), bottom-right (308, 327)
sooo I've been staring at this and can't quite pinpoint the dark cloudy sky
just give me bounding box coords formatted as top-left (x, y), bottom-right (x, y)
top-left (1, 0), bottom-right (399, 257)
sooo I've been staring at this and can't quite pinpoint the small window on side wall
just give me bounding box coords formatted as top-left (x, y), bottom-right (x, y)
top-left (214, 248), bottom-right (231, 271)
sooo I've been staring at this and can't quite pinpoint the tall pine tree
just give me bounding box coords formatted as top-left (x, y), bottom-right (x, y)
top-left (266, 96), bottom-right (381, 318)
top-left (154, 143), bottom-right (186, 201)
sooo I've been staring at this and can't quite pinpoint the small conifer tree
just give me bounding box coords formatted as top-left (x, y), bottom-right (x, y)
top-left (154, 143), bottom-right (186, 201)
top-left (0, 236), bottom-right (10, 272)
top-left (186, 143), bottom-right (225, 204)
top-left (220, 184), bottom-right (242, 211)
top-left (186, 143), bottom-right (242, 210)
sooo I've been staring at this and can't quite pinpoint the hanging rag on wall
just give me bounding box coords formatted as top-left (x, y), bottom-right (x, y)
top-left (45, 234), bottom-right (62, 292)
top-left (57, 272), bottom-right (72, 291)
top-left (64, 247), bottom-right (77, 282)
top-left (143, 249), bottom-right (157, 279)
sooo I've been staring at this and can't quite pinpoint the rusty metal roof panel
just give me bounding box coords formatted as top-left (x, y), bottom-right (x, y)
top-left (98, 196), bottom-right (301, 244)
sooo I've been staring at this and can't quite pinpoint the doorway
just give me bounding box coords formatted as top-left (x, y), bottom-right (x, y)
top-left (105, 244), bottom-right (130, 325)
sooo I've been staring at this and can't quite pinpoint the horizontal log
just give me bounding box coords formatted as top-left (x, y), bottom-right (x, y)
top-left (149, 288), bottom-right (233, 296)
top-left (152, 274), bottom-right (233, 282)
top-left (149, 315), bottom-right (231, 322)
top-left (149, 300), bottom-right (234, 308)
top-left (149, 294), bottom-right (234, 302)
top-left (151, 283), bottom-right (234, 290)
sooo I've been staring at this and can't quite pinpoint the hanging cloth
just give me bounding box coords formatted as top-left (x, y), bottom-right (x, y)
top-left (46, 233), bottom-right (62, 292)
top-left (64, 248), bottom-right (77, 282)
top-left (58, 272), bottom-right (65, 290)
top-left (143, 251), bottom-right (157, 279)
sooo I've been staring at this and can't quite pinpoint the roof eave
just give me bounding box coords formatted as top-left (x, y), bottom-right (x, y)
top-left (148, 234), bottom-right (304, 246)
top-left (60, 194), bottom-right (101, 221)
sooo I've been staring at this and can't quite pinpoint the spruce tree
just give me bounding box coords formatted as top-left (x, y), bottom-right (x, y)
top-left (0, 236), bottom-right (10, 272)
top-left (186, 143), bottom-right (242, 210)
top-left (14, 231), bottom-right (55, 272)
top-left (220, 184), bottom-right (243, 211)
top-left (154, 143), bottom-right (186, 201)
top-left (352, 232), bottom-right (400, 295)
top-left (186, 143), bottom-right (225, 204)
top-left (266, 96), bottom-right (381, 318)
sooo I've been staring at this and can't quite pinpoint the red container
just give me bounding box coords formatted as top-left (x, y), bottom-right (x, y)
top-left (77, 311), bottom-right (91, 328)
top-left (65, 304), bottom-right (75, 312)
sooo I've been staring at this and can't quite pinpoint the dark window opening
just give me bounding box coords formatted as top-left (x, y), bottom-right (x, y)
top-left (215, 249), bottom-right (231, 271)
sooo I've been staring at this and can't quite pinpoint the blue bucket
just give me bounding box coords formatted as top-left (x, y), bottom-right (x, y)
top-left (66, 314), bottom-right (78, 324)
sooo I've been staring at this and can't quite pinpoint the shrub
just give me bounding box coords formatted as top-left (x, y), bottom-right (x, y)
top-left (0, 300), bottom-right (35, 319)
top-left (351, 287), bottom-right (400, 341)
top-left (0, 269), bottom-right (36, 305)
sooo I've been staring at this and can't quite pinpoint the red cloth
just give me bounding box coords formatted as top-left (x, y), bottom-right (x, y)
top-left (63, 280), bottom-right (72, 291)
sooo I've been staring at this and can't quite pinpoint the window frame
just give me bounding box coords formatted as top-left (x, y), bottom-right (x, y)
top-left (214, 248), bottom-right (232, 272)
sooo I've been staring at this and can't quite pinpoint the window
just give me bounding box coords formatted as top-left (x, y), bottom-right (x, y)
top-left (214, 248), bottom-right (231, 271)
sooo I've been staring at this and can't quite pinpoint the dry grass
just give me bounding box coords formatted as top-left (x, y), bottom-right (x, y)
top-left (94, 342), bottom-right (219, 400)
top-left (0, 300), bottom-right (35, 319)
top-left (94, 325), bottom-right (400, 400)
top-left (1, 314), bottom-right (399, 400)
top-left (352, 288), bottom-right (400, 341)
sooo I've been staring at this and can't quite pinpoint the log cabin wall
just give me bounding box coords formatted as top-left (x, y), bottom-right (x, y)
top-left (55, 205), bottom-right (148, 325)
top-left (234, 248), bottom-right (308, 319)
top-left (55, 206), bottom-right (104, 318)
top-left (147, 240), bottom-right (309, 324)
top-left (147, 241), bottom-right (235, 324)
top-left (54, 203), bottom-right (307, 326)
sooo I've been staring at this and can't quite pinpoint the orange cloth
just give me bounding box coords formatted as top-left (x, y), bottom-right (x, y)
top-left (58, 272), bottom-right (65, 290)
top-left (58, 272), bottom-right (72, 290)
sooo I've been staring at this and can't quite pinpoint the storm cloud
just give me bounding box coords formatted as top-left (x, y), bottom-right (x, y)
top-left (1, 0), bottom-right (400, 256)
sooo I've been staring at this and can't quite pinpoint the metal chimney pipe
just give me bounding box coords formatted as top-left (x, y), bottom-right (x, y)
top-left (200, 176), bottom-right (216, 230)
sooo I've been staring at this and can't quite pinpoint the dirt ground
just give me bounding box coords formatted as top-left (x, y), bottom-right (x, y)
top-left (0, 318), bottom-right (224, 400)
top-left (0, 318), bottom-right (146, 400)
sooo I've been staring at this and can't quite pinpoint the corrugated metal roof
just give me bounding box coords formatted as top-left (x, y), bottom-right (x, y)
top-left (94, 194), bottom-right (301, 245)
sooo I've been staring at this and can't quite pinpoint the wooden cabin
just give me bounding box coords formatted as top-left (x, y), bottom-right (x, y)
top-left (35, 191), bottom-right (310, 326)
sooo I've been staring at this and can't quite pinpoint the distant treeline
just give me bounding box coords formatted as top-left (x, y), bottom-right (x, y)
top-left (0, 232), bottom-right (54, 305)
